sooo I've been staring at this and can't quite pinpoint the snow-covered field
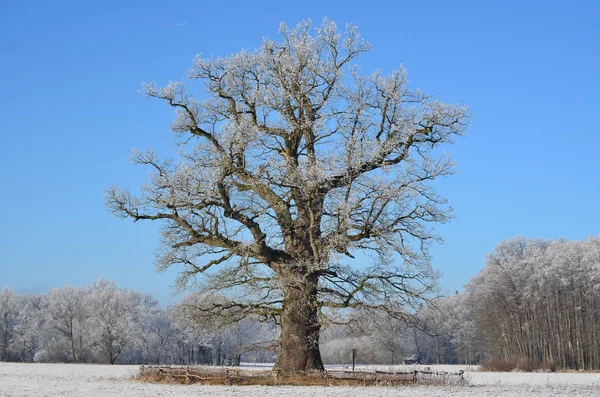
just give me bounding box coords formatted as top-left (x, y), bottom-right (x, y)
top-left (1, 363), bottom-right (600, 397)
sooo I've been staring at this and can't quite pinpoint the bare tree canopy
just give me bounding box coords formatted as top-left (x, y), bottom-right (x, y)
top-left (106, 19), bottom-right (470, 372)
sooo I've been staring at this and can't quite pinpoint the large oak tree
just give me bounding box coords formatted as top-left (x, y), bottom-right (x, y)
top-left (106, 19), bottom-right (469, 372)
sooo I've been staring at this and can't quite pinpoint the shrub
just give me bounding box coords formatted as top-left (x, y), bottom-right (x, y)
top-left (480, 357), bottom-right (516, 372)
top-left (516, 359), bottom-right (538, 372)
top-left (516, 359), bottom-right (556, 372)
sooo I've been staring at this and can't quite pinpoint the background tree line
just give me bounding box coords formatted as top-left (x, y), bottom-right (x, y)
top-left (464, 236), bottom-right (600, 370)
top-left (322, 236), bottom-right (600, 370)
top-left (409, 236), bottom-right (600, 371)
top-left (0, 278), bottom-right (275, 365)
top-left (3, 236), bottom-right (599, 369)
top-left (0, 277), bottom-right (455, 366)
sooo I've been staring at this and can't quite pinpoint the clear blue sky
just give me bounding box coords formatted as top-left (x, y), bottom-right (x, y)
top-left (1, 0), bottom-right (598, 304)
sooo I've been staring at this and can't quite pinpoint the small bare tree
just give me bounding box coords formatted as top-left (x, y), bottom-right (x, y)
top-left (47, 286), bottom-right (88, 363)
top-left (106, 19), bottom-right (469, 372)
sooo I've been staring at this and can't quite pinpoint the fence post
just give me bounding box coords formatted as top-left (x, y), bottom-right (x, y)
top-left (226, 369), bottom-right (230, 385)
top-left (352, 348), bottom-right (356, 372)
top-left (413, 370), bottom-right (417, 383)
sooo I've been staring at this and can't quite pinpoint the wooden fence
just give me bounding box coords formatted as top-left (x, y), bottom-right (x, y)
top-left (138, 365), bottom-right (465, 386)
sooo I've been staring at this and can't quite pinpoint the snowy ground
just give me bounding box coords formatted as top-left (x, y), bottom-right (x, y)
top-left (2, 363), bottom-right (600, 396)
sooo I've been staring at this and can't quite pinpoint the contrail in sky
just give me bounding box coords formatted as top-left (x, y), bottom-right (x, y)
top-left (172, 21), bottom-right (188, 28)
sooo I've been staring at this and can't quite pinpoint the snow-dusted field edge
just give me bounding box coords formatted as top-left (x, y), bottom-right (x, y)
top-left (2, 363), bottom-right (600, 397)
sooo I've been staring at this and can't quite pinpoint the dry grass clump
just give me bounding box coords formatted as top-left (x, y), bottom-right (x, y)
top-left (516, 359), bottom-right (556, 372)
top-left (481, 357), bottom-right (557, 372)
top-left (480, 358), bottom-right (517, 372)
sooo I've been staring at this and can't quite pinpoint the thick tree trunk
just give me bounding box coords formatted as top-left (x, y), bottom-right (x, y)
top-left (274, 275), bottom-right (324, 372)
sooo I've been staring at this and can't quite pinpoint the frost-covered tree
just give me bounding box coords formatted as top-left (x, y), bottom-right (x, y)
top-left (106, 19), bottom-right (469, 372)
top-left (0, 287), bottom-right (17, 361)
top-left (126, 291), bottom-right (173, 364)
top-left (46, 286), bottom-right (88, 362)
top-left (133, 308), bottom-right (171, 364)
top-left (86, 279), bottom-right (133, 364)
top-left (368, 311), bottom-right (411, 365)
top-left (10, 294), bottom-right (45, 362)
top-left (414, 294), bottom-right (481, 365)
top-left (170, 293), bottom-right (276, 366)
top-left (319, 310), bottom-right (412, 365)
